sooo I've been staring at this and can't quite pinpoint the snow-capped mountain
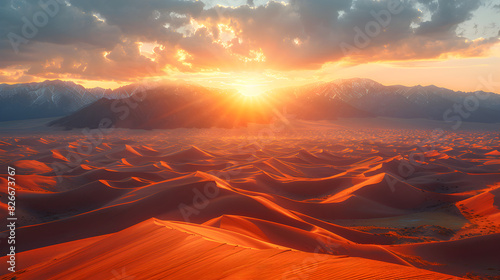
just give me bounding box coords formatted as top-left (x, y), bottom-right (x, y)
top-left (3, 78), bottom-right (500, 127)
top-left (0, 80), bottom-right (129, 122)
top-left (272, 78), bottom-right (500, 123)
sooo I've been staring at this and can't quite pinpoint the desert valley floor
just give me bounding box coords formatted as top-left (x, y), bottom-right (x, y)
top-left (0, 119), bottom-right (499, 279)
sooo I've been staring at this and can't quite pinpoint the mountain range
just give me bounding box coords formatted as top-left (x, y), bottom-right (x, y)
top-left (0, 80), bottom-right (127, 122)
top-left (1, 78), bottom-right (499, 128)
top-left (274, 78), bottom-right (500, 123)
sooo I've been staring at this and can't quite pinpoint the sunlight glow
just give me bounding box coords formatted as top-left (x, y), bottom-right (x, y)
top-left (235, 83), bottom-right (264, 97)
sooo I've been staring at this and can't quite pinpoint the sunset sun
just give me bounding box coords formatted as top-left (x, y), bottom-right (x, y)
top-left (235, 83), bottom-right (265, 97)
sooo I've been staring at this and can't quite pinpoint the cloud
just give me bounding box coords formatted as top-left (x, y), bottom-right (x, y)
top-left (0, 0), bottom-right (498, 83)
top-left (69, 0), bottom-right (204, 42)
top-left (415, 0), bottom-right (481, 37)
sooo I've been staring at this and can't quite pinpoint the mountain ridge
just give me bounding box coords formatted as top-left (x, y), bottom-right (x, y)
top-left (1, 78), bottom-right (499, 126)
top-left (0, 80), bottom-right (124, 122)
top-left (272, 78), bottom-right (500, 123)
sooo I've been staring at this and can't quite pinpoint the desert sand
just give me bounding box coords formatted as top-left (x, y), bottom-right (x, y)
top-left (0, 118), bottom-right (499, 279)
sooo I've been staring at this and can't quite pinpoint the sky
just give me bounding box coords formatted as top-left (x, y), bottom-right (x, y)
top-left (0, 0), bottom-right (499, 94)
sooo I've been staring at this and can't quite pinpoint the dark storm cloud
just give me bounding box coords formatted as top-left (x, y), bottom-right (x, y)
top-left (0, 0), bottom-right (498, 82)
top-left (415, 0), bottom-right (481, 37)
top-left (0, 0), bottom-right (120, 50)
top-left (69, 0), bottom-right (204, 42)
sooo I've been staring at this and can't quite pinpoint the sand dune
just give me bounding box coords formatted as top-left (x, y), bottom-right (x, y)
top-left (0, 219), bottom-right (461, 280)
top-left (1, 122), bottom-right (499, 279)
